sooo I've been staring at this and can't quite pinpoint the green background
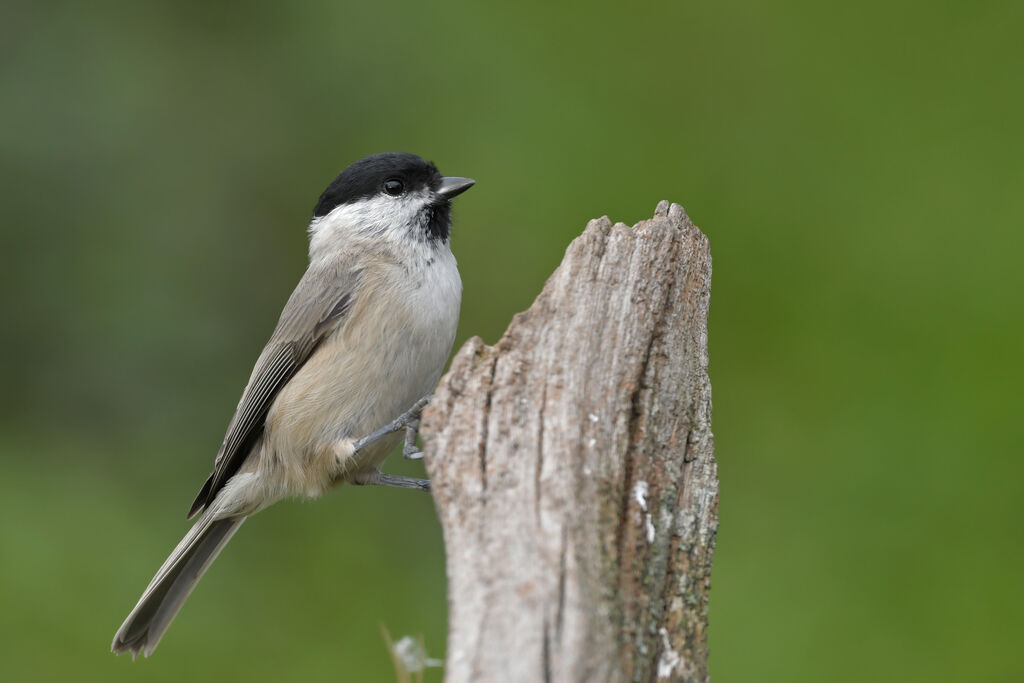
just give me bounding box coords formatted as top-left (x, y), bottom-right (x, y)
top-left (2, 0), bottom-right (1021, 681)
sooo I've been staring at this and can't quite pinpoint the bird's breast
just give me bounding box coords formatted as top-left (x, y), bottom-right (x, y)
top-left (264, 249), bottom-right (462, 480)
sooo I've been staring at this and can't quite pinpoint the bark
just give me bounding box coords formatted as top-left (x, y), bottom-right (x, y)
top-left (421, 201), bottom-right (717, 683)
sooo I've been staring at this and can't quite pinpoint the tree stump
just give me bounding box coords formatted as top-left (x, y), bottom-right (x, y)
top-left (421, 201), bottom-right (717, 682)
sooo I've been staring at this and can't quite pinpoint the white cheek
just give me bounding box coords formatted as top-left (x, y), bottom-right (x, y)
top-left (307, 191), bottom-right (430, 256)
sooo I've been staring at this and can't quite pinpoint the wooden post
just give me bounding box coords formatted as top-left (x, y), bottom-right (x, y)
top-left (421, 201), bottom-right (717, 682)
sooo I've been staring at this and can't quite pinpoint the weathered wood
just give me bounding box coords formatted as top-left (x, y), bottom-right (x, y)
top-left (421, 201), bottom-right (717, 683)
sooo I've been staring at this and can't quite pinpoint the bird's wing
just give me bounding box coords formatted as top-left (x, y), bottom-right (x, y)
top-left (187, 261), bottom-right (361, 518)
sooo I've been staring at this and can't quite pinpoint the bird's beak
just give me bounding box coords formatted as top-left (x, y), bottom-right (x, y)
top-left (437, 176), bottom-right (475, 199)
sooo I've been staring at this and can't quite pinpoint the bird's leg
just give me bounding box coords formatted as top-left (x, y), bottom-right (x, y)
top-left (351, 394), bottom-right (432, 456)
top-left (348, 395), bottom-right (432, 492)
top-left (352, 469), bottom-right (430, 492)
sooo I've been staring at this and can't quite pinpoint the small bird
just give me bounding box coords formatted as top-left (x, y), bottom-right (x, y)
top-left (111, 152), bottom-right (474, 658)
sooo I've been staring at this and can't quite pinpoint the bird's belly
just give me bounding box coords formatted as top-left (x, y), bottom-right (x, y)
top-left (260, 260), bottom-right (460, 496)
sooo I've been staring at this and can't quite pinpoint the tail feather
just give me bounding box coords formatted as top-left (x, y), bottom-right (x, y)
top-left (112, 515), bottom-right (245, 658)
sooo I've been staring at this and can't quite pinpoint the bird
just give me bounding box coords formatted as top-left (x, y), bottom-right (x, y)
top-left (111, 152), bottom-right (474, 658)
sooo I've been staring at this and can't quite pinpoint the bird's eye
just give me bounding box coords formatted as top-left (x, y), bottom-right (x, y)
top-left (383, 179), bottom-right (405, 196)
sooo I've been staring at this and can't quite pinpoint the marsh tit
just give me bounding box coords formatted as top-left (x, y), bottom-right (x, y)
top-left (111, 152), bottom-right (474, 658)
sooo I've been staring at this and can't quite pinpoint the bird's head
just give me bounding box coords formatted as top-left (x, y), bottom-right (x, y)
top-left (309, 153), bottom-right (474, 256)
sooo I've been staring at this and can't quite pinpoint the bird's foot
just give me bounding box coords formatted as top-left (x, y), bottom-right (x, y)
top-left (352, 394), bottom-right (432, 458)
top-left (347, 396), bottom-right (432, 491)
top-left (352, 469), bottom-right (431, 492)
top-left (401, 417), bottom-right (423, 460)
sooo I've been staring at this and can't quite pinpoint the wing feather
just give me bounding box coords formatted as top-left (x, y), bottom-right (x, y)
top-left (187, 263), bottom-right (360, 518)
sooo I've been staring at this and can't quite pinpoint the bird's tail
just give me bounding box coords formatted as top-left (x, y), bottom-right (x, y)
top-left (111, 514), bottom-right (245, 658)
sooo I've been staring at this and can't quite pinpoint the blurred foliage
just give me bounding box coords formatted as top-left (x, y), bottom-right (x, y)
top-left (1, 0), bottom-right (1022, 681)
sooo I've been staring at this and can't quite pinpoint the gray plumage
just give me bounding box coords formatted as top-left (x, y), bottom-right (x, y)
top-left (187, 265), bottom-right (361, 519)
top-left (112, 153), bottom-right (470, 658)
top-left (112, 516), bottom-right (243, 657)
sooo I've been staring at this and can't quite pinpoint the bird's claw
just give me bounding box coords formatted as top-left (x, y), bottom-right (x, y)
top-left (402, 416), bottom-right (423, 460)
